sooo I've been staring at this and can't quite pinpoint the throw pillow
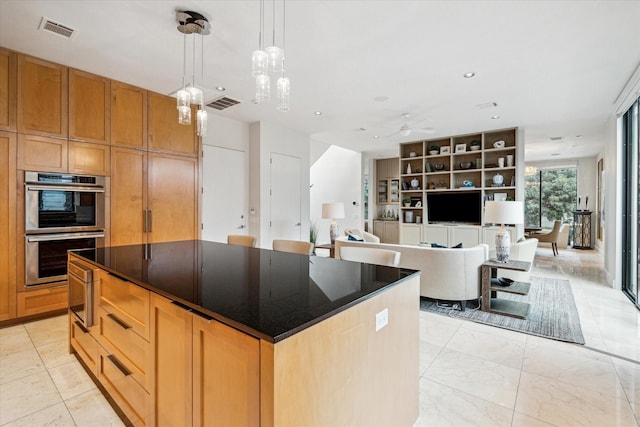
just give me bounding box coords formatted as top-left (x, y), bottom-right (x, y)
top-left (430, 243), bottom-right (447, 248)
top-left (451, 242), bottom-right (463, 248)
top-left (348, 233), bottom-right (364, 242)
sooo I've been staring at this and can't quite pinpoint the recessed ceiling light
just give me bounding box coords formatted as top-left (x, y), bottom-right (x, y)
top-left (314, 111), bottom-right (322, 116)
top-left (215, 86), bottom-right (225, 91)
top-left (491, 115), bottom-right (500, 119)
top-left (576, 134), bottom-right (583, 138)
top-left (373, 135), bottom-right (379, 139)
top-left (359, 127), bottom-right (366, 131)
top-left (463, 72), bottom-right (476, 78)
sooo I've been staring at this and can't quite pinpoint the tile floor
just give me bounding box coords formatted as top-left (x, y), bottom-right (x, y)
top-left (1, 247), bottom-right (639, 426)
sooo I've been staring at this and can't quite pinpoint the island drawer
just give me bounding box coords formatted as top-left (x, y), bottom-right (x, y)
top-left (69, 313), bottom-right (99, 376)
top-left (96, 306), bottom-right (150, 391)
top-left (98, 347), bottom-right (149, 427)
top-left (98, 270), bottom-right (150, 340)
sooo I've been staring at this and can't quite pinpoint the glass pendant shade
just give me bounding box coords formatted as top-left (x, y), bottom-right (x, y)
top-left (265, 46), bottom-right (284, 74)
top-left (252, 50), bottom-right (268, 77)
top-left (177, 89), bottom-right (190, 109)
top-left (276, 75), bottom-right (290, 112)
top-left (196, 109), bottom-right (207, 136)
top-left (255, 73), bottom-right (271, 103)
top-left (178, 106), bottom-right (191, 125)
top-left (186, 85), bottom-right (203, 106)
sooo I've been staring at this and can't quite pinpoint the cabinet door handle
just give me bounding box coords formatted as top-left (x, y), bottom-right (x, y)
top-left (143, 210), bottom-right (148, 233)
top-left (148, 210), bottom-right (153, 232)
top-left (74, 320), bottom-right (89, 334)
top-left (106, 313), bottom-right (131, 330)
top-left (107, 354), bottom-right (131, 376)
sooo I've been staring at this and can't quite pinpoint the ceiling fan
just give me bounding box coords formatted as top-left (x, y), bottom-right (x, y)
top-left (386, 113), bottom-right (435, 138)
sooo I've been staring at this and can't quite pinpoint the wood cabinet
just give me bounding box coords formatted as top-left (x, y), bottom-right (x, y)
top-left (149, 294), bottom-right (193, 427)
top-left (17, 54), bottom-right (68, 138)
top-left (111, 81), bottom-right (147, 149)
top-left (373, 220), bottom-right (399, 244)
top-left (69, 68), bottom-right (110, 144)
top-left (0, 131), bottom-right (16, 320)
top-left (68, 140), bottom-right (110, 175)
top-left (150, 293), bottom-right (259, 427)
top-left (17, 133), bottom-right (68, 172)
top-left (148, 92), bottom-right (197, 157)
top-left (0, 48), bottom-right (17, 131)
top-left (16, 285), bottom-right (68, 317)
top-left (111, 148), bottom-right (199, 246)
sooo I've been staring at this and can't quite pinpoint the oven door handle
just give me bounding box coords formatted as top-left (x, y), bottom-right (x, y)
top-left (26, 184), bottom-right (105, 193)
top-left (26, 232), bottom-right (105, 242)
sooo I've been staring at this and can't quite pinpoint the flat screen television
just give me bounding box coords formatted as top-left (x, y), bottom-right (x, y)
top-left (426, 191), bottom-right (482, 224)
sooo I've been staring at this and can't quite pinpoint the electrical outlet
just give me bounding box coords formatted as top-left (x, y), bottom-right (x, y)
top-left (375, 308), bottom-right (388, 332)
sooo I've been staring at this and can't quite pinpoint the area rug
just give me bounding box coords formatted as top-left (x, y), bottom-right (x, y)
top-left (420, 276), bottom-right (585, 344)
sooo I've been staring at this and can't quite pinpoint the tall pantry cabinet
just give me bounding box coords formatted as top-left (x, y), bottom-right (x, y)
top-left (110, 90), bottom-right (199, 246)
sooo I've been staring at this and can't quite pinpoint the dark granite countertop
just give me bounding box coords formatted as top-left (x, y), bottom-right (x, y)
top-left (71, 240), bottom-right (419, 343)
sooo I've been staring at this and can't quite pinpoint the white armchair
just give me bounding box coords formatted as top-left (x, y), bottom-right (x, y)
top-left (343, 228), bottom-right (380, 243)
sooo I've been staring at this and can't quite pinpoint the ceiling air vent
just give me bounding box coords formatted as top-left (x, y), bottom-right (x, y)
top-left (39, 17), bottom-right (76, 39)
top-left (206, 97), bottom-right (240, 111)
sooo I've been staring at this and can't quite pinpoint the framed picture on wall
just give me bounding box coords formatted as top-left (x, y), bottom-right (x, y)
top-left (440, 146), bottom-right (450, 154)
top-left (455, 143), bottom-right (466, 153)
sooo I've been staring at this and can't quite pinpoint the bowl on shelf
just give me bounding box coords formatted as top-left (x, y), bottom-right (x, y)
top-left (434, 164), bottom-right (445, 171)
top-left (429, 150), bottom-right (439, 155)
top-left (459, 161), bottom-right (473, 169)
top-left (409, 152), bottom-right (417, 157)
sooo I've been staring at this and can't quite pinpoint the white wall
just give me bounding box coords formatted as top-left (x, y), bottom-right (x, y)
top-left (249, 121), bottom-right (310, 248)
top-left (310, 142), bottom-right (362, 244)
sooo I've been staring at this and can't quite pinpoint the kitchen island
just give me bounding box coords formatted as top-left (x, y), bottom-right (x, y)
top-left (68, 240), bottom-right (420, 427)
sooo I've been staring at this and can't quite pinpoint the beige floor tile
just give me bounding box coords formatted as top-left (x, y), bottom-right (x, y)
top-left (525, 333), bottom-right (612, 363)
top-left (0, 347), bottom-right (45, 384)
top-left (515, 371), bottom-right (637, 427)
top-left (0, 326), bottom-right (32, 358)
top-left (1, 402), bottom-right (75, 427)
top-left (65, 388), bottom-right (125, 427)
top-left (419, 340), bottom-right (442, 376)
top-left (459, 318), bottom-right (528, 343)
top-left (419, 316), bottom-right (460, 347)
top-left (613, 358), bottom-right (640, 405)
top-left (414, 378), bottom-right (513, 427)
top-left (425, 348), bottom-right (521, 409)
top-left (0, 371), bottom-right (63, 425)
top-left (523, 340), bottom-right (624, 398)
top-left (632, 400), bottom-right (640, 426)
top-left (36, 338), bottom-right (76, 370)
top-left (510, 411), bottom-right (558, 427)
top-left (24, 316), bottom-right (69, 348)
top-left (446, 326), bottom-right (525, 369)
top-left (49, 359), bottom-right (97, 400)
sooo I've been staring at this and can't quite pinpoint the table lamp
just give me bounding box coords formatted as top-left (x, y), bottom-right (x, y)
top-left (484, 200), bottom-right (524, 262)
top-left (322, 202), bottom-right (345, 243)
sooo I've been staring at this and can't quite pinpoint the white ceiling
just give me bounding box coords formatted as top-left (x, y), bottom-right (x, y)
top-left (1, 1), bottom-right (639, 160)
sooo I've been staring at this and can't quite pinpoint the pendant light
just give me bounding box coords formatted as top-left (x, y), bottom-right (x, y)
top-left (252, 0), bottom-right (289, 111)
top-left (175, 11), bottom-right (210, 131)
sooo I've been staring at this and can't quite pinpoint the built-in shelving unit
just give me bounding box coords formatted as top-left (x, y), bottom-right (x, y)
top-left (397, 128), bottom-right (521, 245)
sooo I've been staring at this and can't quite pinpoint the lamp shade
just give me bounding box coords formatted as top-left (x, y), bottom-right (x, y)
top-left (322, 202), bottom-right (345, 219)
top-left (484, 201), bottom-right (524, 225)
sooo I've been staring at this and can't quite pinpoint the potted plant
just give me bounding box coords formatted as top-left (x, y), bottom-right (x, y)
top-left (470, 140), bottom-right (481, 151)
top-left (403, 198), bottom-right (411, 207)
top-left (429, 145), bottom-right (439, 155)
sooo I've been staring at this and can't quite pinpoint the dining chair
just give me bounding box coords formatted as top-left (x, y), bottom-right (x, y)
top-left (339, 246), bottom-right (401, 267)
top-left (532, 220), bottom-right (562, 256)
top-left (272, 239), bottom-right (314, 255)
top-left (227, 234), bottom-right (256, 248)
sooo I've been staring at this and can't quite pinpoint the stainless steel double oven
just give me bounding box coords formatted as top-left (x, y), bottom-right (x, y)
top-left (24, 171), bottom-right (105, 287)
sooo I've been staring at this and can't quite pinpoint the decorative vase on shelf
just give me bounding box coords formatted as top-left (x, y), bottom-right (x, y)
top-left (492, 173), bottom-right (504, 186)
top-left (411, 178), bottom-right (419, 189)
top-left (407, 163), bottom-right (412, 174)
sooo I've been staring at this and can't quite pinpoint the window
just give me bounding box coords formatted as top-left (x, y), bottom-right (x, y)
top-left (622, 97), bottom-right (639, 307)
top-left (525, 167), bottom-right (577, 242)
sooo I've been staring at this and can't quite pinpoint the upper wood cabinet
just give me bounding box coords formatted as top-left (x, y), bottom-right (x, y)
top-left (110, 147), bottom-right (147, 247)
top-left (148, 93), bottom-right (197, 157)
top-left (0, 131), bottom-right (17, 321)
top-left (68, 140), bottom-right (111, 176)
top-left (17, 134), bottom-right (68, 172)
top-left (69, 68), bottom-right (110, 144)
top-left (17, 54), bottom-right (68, 138)
top-left (111, 81), bottom-right (147, 149)
top-left (0, 48), bottom-right (17, 132)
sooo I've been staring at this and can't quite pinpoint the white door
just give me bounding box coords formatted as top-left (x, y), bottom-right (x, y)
top-left (202, 145), bottom-right (247, 242)
top-left (270, 152), bottom-right (301, 241)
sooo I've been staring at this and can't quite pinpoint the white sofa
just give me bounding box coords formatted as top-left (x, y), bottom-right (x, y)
top-left (335, 236), bottom-right (488, 310)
